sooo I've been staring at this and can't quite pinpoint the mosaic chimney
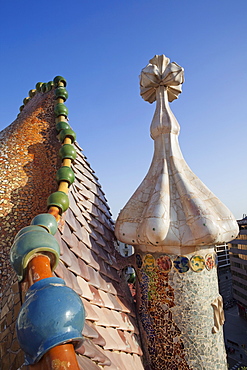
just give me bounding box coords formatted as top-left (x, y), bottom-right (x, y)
top-left (115, 55), bottom-right (239, 369)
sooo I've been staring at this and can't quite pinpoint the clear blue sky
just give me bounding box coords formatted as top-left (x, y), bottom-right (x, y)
top-left (1, 0), bottom-right (246, 221)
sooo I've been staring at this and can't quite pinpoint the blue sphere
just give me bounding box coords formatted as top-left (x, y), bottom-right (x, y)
top-left (16, 277), bottom-right (85, 365)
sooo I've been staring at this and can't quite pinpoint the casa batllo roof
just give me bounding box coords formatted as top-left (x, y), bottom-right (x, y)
top-left (0, 83), bottom-right (144, 370)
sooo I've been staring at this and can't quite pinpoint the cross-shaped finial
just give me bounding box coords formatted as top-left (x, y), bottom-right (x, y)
top-left (140, 55), bottom-right (184, 103)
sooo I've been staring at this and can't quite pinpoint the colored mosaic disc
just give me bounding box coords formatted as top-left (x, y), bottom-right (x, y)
top-left (173, 256), bottom-right (190, 273)
top-left (136, 254), bottom-right (143, 269)
top-left (143, 254), bottom-right (155, 273)
top-left (156, 255), bottom-right (172, 273)
top-left (205, 253), bottom-right (215, 270)
top-left (190, 255), bottom-right (205, 272)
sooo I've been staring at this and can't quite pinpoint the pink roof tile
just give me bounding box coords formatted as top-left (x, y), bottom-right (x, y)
top-left (89, 285), bottom-right (105, 306)
top-left (97, 290), bottom-right (116, 310)
top-left (92, 306), bottom-right (112, 327)
top-left (94, 326), bottom-right (120, 351)
top-left (111, 311), bottom-right (135, 332)
top-left (120, 352), bottom-right (142, 370)
top-left (81, 298), bottom-right (100, 322)
top-left (104, 351), bottom-right (128, 370)
top-left (88, 252), bottom-right (100, 271)
top-left (87, 267), bottom-right (101, 288)
top-left (90, 325), bottom-right (107, 347)
top-left (99, 307), bottom-right (121, 329)
top-left (132, 353), bottom-right (145, 368)
top-left (77, 338), bottom-right (111, 366)
top-left (65, 207), bottom-right (78, 231)
top-left (77, 258), bottom-right (90, 281)
top-left (123, 331), bottom-right (143, 355)
top-left (77, 276), bottom-right (94, 301)
top-left (82, 322), bottom-right (99, 339)
top-left (76, 354), bottom-right (102, 370)
top-left (73, 242), bottom-right (92, 264)
top-left (59, 239), bottom-right (72, 266)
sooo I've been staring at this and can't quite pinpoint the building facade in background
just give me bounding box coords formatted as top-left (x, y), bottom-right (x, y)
top-left (216, 243), bottom-right (233, 306)
top-left (229, 216), bottom-right (247, 319)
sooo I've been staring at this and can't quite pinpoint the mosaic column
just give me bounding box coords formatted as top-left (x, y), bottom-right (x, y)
top-left (115, 55), bottom-right (239, 370)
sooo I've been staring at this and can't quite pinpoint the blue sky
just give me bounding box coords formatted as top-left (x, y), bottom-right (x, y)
top-left (1, 0), bottom-right (247, 220)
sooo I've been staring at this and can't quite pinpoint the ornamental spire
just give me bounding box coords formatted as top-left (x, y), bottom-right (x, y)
top-left (115, 55), bottom-right (238, 253)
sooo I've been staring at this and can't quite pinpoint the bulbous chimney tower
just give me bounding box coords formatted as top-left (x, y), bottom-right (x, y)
top-left (115, 55), bottom-right (238, 369)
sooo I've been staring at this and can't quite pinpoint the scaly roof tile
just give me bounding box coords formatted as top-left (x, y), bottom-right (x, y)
top-left (103, 350), bottom-right (127, 370)
top-left (77, 338), bottom-right (111, 366)
top-left (94, 326), bottom-right (120, 351)
top-left (87, 266), bottom-right (101, 288)
top-left (76, 354), bottom-right (102, 370)
top-left (89, 286), bottom-right (105, 307)
top-left (81, 298), bottom-right (100, 322)
top-left (77, 276), bottom-right (94, 301)
top-left (77, 258), bottom-right (90, 281)
top-left (82, 322), bottom-right (99, 339)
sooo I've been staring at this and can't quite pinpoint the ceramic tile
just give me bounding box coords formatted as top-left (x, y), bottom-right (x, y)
top-left (77, 338), bottom-right (111, 365)
top-left (97, 290), bottom-right (116, 310)
top-left (60, 220), bottom-right (73, 238)
top-left (132, 353), bottom-right (144, 368)
top-left (89, 285), bottom-right (105, 306)
top-left (64, 231), bottom-right (80, 252)
top-left (87, 216), bottom-right (99, 229)
top-left (120, 352), bottom-right (140, 370)
top-left (125, 332), bottom-right (143, 355)
top-left (103, 350), bottom-right (126, 370)
top-left (107, 294), bottom-right (123, 311)
top-left (90, 238), bottom-right (101, 255)
top-left (68, 191), bottom-right (81, 217)
top-left (65, 208), bottom-right (78, 231)
top-left (76, 213), bottom-right (91, 232)
top-left (92, 305), bottom-right (112, 327)
top-left (92, 344), bottom-right (112, 366)
top-left (74, 243), bottom-right (92, 265)
top-left (76, 354), bottom-right (102, 370)
top-left (90, 325), bottom-right (107, 347)
top-left (81, 298), bottom-right (99, 321)
top-left (53, 230), bottom-right (63, 254)
top-left (94, 326), bottom-right (120, 351)
top-left (88, 251), bottom-right (100, 271)
top-left (74, 225), bottom-right (91, 248)
top-left (115, 296), bottom-right (132, 314)
top-left (77, 276), bottom-right (94, 301)
top-left (109, 328), bottom-right (132, 352)
top-left (102, 276), bottom-right (117, 295)
top-left (100, 307), bottom-right (121, 328)
top-left (82, 322), bottom-right (99, 339)
top-left (77, 258), bottom-right (90, 281)
top-left (173, 255), bottom-right (190, 273)
top-left (116, 312), bottom-right (136, 332)
top-left (87, 267), bottom-right (101, 289)
top-left (98, 246), bottom-right (111, 263)
top-left (59, 239), bottom-right (72, 266)
top-left (69, 270), bottom-right (82, 295)
top-left (116, 330), bottom-right (132, 353)
top-left (55, 260), bottom-right (70, 281)
top-left (74, 141), bottom-right (83, 152)
top-left (96, 273), bottom-right (109, 292)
